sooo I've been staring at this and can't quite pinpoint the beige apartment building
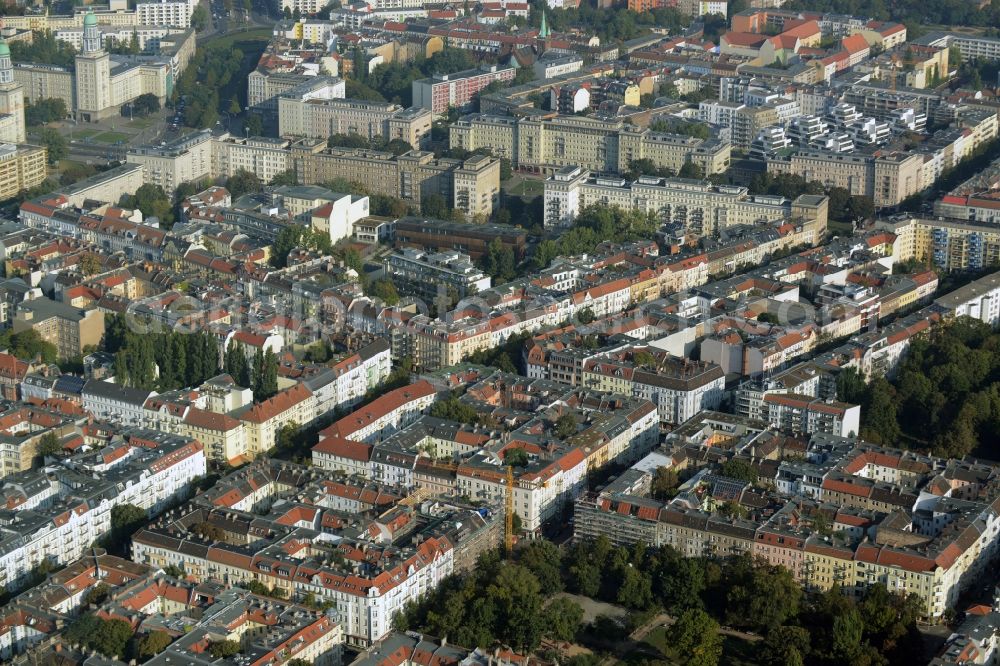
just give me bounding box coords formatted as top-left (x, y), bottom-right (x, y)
top-left (13, 64), bottom-right (76, 109)
top-left (767, 149), bottom-right (922, 208)
top-left (291, 141), bottom-right (500, 218)
top-left (450, 113), bottom-right (731, 176)
top-left (543, 166), bottom-right (815, 233)
top-left (12, 299), bottom-right (105, 359)
top-left (127, 129), bottom-right (213, 193)
top-left (278, 94), bottom-right (432, 149)
top-left (212, 135), bottom-right (291, 184)
top-left (0, 144), bottom-right (47, 201)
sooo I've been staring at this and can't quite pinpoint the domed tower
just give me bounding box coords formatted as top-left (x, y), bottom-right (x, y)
top-left (75, 10), bottom-right (111, 122)
top-left (0, 37), bottom-right (26, 143)
top-left (81, 9), bottom-right (102, 55)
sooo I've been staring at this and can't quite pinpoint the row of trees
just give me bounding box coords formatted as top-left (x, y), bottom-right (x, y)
top-left (25, 98), bottom-right (67, 126)
top-left (222, 342), bottom-right (279, 401)
top-left (747, 172), bottom-right (875, 226)
top-left (395, 538), bottom-right (923, 666)
top-left (838, 317), bottom-right (1000, 459)
top-left (532, 205), bottom-right (659, 269)
top-left (173, 43), bottom-right (248, 129)
top-left (120, 183), bottom-right (174, 227)
top-left (0, 328), bottom-right (58, 363)
top-left (105, 314), bottom-right (221, 391)
top-left (10, 31), bottom-right (76, 68)
top-left (270, 223), bottom-right (334, 267)
top-left (362, 48), bottom-right (476, 107)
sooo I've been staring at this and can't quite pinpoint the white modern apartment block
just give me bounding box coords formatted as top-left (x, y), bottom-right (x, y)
top-left (136, 0), bottom-right (194, 27)
top-left (456, 448), bottom-right (587, 533)
top-left (317, 380), bottom-right (437, 444)
top-left (543, 166), bottom-right (796, 233)
top-left (0, 434), bottom-right (205, 592)
top-left (935, 270), bottom-right (1000, 328)
top-left (82, 379), bottom-right (157, 426)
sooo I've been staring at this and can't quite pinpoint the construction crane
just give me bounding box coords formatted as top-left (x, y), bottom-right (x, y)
top-left (505, 464), bottom-right (515, 558)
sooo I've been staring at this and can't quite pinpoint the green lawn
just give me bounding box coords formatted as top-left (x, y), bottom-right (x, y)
top-left (205, 28), bottom-right (272, 52)
top-left (828, 220), bottom-right (854, 236)
top-left (70, 129), bottom-right (99, 140)
top-left (627, 626), bottom-right (758, 666)
top-left (127, 117), bottom-right (155, 128)
top-left (506, 179), bottom-right (545, 197)
top-left (93, 131), bottom-right (132, 144)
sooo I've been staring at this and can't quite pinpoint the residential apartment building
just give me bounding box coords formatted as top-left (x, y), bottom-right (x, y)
top-left (278, 83), bottom-right (432, 149)
top-left (0, 433), bottom-right (205, 593)
top-left (135, 0), bottom-right (193, 28)
top-left (291, 143), bottom-right (500, 218)
top-left (542, 165), bottom-right (826, 234)
top-left (11, 298), bottom-right (105, 359)
top-left (767, 149), bottom-right (923, 208)
top-left (934, 270), bottom-right (1000, 329)
top-left (384, 248), bottom-right (491, 301)
top-left (878, 216), bottom-right (1000, 272)
top-left (449, 113), bottom-right (731, 176)
top-left (0, 144), bottom-right (46, 201)
top-left (412, 65), bottom-right (516, 114)
top-left (126, 129), bottom-right (213, 194)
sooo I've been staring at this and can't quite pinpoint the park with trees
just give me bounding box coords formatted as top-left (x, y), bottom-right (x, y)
top-left (838, 316), bottom-right (1000, 459)
top-left (392, 538), bottom-right (923, 666)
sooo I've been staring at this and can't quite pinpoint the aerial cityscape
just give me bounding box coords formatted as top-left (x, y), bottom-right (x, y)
top-left (0, 0), bottom-right (999, 664)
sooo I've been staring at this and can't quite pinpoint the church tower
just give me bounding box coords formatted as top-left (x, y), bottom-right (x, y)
top-left (75, 10), bottom-right (111, 122)
top-left (0, 37), bottom-right (26, 144)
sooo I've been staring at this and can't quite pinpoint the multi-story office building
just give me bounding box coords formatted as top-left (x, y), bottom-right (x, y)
top-left (411, 65), bottom-right (516, 114)
top-left (543, 166), bottom-right (827, 234)
top-left (450, 113), bottom-right (731, 176)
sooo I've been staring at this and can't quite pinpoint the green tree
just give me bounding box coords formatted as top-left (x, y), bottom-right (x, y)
top-left (245, 113), bottom-right (264, 136)
top-left (37, 431), bottom-right (62, 457)
top-left (209, 640), bottom-right (241, 658)
top-left (862, 378), bottom-right (901, 446)
top-left (368, 278), bottom-right (400, 305)
top-left (421, 193), bottom-right (450, 218)
top-left (668, 609), bottom-right (723, 666)
top-left (651, 466), bottom-right (680, 500)
top-left (191, 4), bottom-right (209, 30)
top-left (131, 183), bottom-right (174, 226)
top-left (486, 564), bottom-right (544, 652)
top-left (678, 161), bottom-right (705, 179)
top-left (133, 93), bottom-right (160, 116)
top-left (504, 447), bottom-right (529, 467)
top-left (25, 98), bottom-right (68, 126)
top-left (554, 413), bottom-right (577, 438)
top-left (84, 582), bottom-right (110, 606)
top-left (270, 170), bottom-right (298, 186)
top-left (481, 238), bottom-right (516, 282)
top-left (37, 127), bottom-right (67, 164)
top-left (543, 597), bottom-right (583, 641)
top-left (138, 630), bottom-right (174, 660)
top-left (227, 169), bottom-right (261, 198)
top-left (759, 626), bottom-right (810, 666)
top-left (65, 614), bottom-right (134, 659)
top-left (720, 459), bottom-right (757, 484)
top-left (428, 398), bottom-right (478, 423)
top-left (836, 367), bottom-right (868, 405)
top-left (518, 540), bottom-right (563, 593)
top-left (108, 503), bottom-right (147, 555)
